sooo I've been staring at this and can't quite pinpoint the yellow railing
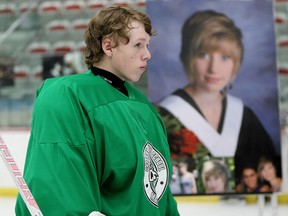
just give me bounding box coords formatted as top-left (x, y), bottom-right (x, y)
top-left (3, 187), bottom-right (287, 205)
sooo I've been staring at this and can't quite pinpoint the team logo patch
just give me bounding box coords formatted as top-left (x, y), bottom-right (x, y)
top-left (143, 141), bottom-right (168, 207)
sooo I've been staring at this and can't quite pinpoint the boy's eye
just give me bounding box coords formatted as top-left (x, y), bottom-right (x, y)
top-left (135, 43), bottom-right (142, 48)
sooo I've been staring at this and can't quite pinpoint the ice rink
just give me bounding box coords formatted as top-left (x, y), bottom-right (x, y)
top-left (0, 130), bottom-right (288, 215)
top-left (1, 195), bottom-right (288, 216)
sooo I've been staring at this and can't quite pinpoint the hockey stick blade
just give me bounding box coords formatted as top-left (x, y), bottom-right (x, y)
top-left (0, 135), bottom-right (43, 216)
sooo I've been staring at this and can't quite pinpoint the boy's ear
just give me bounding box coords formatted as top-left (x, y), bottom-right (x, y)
top-left (102, 38), bottom-right (113, 57)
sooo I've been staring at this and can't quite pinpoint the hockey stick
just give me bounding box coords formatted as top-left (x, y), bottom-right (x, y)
top-left (0, 135), bottom-right (43, 216)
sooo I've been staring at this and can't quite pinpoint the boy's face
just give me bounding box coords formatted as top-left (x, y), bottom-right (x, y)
top-left (109, 21), bottom-right (151, 82)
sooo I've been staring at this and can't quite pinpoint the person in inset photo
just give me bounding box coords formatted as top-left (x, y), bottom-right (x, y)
top-left (178, 158), bottom-right (198, 194)
top-left (170, 158), bottom-right (197, 195)
top-left (201, 159), bottom-right (230, 194)
top-left (236, 164), bottom-right (270, 193)
top-left (156, 9), bottom-right (279, 187)
top-left (170, 160), bottom-right (182, 195)
top-left (258, 157), bottom-right (283, 192)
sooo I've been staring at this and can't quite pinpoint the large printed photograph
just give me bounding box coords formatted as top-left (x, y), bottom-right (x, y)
top-left (147, 0), bottom-right (282, 195)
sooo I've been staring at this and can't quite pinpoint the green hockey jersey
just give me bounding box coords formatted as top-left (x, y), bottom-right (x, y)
top-left (15, 70), bottom-right (179, 216)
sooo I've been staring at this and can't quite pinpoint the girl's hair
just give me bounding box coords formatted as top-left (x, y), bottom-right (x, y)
top-left (83, 6), bottom-right (156, 69)
top-left (201, 159), bottom-right (229, 191)
top-left (180, 10), bottom-right (244, 76)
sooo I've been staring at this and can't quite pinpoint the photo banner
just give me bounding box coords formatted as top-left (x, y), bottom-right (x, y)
top-left (147, 0), bottom-right (282, 195)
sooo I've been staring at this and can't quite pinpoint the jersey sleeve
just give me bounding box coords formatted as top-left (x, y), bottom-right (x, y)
top-left (15, 77), bottom-right (103, 215)
top-left (15, 132), bottom-right (101, 216)
top-left (15, 133), bottom-right (102, 215)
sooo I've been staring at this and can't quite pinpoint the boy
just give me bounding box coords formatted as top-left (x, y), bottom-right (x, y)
top-left (15, 6), bottom-right (179, 216)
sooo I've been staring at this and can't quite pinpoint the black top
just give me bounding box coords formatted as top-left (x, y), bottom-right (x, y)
top-left (91, 66), bottom-right (128, 96)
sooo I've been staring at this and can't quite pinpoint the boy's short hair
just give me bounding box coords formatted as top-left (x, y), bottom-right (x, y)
top-left (84, 6), bottom-right (156, 69)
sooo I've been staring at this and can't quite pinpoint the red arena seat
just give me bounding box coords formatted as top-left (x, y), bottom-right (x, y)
top-left (136, 1), bottom-right (146, 7)
top-left (278, 36), bottom-right (288, 47)
top-left (27, 42), bottom-right (51, 54)
top-left (278, 63), bottom-right (288, 75)
top-left (275, 12), bottom-right (287, 25)
top-left (0, 3), bottom-right (16, 15)
top-left (63, 1), bottom-right (85, 13)
top-left (46, 20), bottom-right (70, 33)
top-left (13, 65), bottom-right (29, 79)
top-left (112, 0), bottom-right (130, 7)
top-left (86, 0), bottom-right (108, 10)
top-left (38, 1), bottom-right (62, 14)
top-left (13, 65), bottom-right (30, 87)
top-left (19, 2), bottom-right (37, 13)
top-left (32, 65), bottom-right (43, 79)
top-left (71, 19), bottom-right (89, 31)
top-left (53, 41), bottom-right (76, 53)
top-left (76, 41), bottom-right (86, 52)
